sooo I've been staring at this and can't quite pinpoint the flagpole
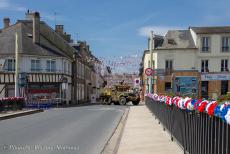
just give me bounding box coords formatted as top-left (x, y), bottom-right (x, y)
top-left (15, 32), bottom-right (19, 97)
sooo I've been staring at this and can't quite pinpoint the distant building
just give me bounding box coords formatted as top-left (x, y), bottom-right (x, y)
top-left (70, 41), bottom-right (104, 101)
top-left (141, 26), bottom-right (230, 99)
top-left (105, 73), bottom-right (140, 88)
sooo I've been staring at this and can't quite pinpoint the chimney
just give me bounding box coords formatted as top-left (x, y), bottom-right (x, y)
top-left (55, 25), bottom-right (64, 34)
top-left (3, 17), bottom-right (10, 28)
top-left (32, 12), bottom-right (40, 44)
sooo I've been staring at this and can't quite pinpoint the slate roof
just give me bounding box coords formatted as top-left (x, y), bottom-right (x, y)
top-left (0, 20), bottom-right (74, 59)
top-left (190, 26), bottom-right (230, 34)
top-left (158, 30), bottom-right (197, 49)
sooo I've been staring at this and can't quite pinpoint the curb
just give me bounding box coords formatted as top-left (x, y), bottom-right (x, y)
top-left (0, 109), bottom-right (44, 121)
top-left (101, 107), bottom-right (130, 154)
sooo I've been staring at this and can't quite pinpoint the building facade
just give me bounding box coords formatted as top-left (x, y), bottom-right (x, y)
top-left (0, 11), bottom-right (104, 104)
top-left (141, 26), bottom-right (230, 99)
top-left (0, 11), bottom-right (74, 104)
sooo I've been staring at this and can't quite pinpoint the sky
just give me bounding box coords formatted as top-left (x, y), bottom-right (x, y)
top-left (0, 0), bottom-right (230, 73)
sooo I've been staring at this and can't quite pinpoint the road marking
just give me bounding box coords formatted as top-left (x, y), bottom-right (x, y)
top-left (86, 108), bottom-right (123, 112)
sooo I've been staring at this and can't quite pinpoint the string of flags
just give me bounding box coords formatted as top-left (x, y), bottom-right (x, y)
top-left (98, 54), bottom-right (142, 73)
top-left (145, 93), bottom-right (230, 125)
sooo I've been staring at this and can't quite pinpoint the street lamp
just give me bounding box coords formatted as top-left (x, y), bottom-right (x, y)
top-left (149, 31), bottom-right (154, 94)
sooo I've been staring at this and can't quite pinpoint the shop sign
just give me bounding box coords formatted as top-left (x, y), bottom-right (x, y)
top-left (201, 73), bottom-right (230, 81)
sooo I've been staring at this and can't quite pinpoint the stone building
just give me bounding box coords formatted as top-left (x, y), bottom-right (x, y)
top-left (0, 11), bottom-right (74, 104)
top-left (141, 26), bottom-right (230, 99)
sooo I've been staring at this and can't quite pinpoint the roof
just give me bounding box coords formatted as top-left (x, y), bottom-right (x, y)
top-left (0, 20), bottom-right (74, 59)
top-left (158, 30), bottom-right (196, 49)
top-left (190, 26), bottom-right (230, 34)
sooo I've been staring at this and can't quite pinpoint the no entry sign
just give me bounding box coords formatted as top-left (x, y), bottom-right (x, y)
top-left (145, 68), bottom-right (154, 76)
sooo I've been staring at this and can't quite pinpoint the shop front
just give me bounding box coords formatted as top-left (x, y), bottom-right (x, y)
top-left (27, 83), bottom-right (60, 101)
top-left (201, 73), bottom-right (230, 99)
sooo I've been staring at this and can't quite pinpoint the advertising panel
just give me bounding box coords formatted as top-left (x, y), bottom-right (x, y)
top-left (173, 76), bottom-right (198, 96)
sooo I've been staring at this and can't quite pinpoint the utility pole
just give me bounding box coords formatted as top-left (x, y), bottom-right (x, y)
top-left (149, 31), bottom-right (154, 94)
top-left (15, 32), bottom-right (19, 97)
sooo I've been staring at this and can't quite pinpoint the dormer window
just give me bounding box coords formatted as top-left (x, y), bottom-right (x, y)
top-left (168, 39), bottom-right (176, 45)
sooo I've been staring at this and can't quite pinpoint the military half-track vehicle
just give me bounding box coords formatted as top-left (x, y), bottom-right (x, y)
top-left (99, 85), bottom-right (140, 105)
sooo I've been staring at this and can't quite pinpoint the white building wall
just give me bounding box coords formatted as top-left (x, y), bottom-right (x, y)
top-left (196, 34), bottom-right (230, 72)
top-left (19, 55), bottom-right (72, 75)
top-left (156, 49), bottom-right (197, 70)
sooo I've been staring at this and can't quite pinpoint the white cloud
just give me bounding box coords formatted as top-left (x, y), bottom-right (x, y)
top-left (0, 0), bottom-right (26, 12)
top-left (0, 0), bottom-right (9, 8)
top-left (138, 26), bottom-right (184, 37)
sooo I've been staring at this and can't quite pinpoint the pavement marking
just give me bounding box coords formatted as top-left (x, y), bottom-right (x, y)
top-left (86, 108), bottom-right (124, 112)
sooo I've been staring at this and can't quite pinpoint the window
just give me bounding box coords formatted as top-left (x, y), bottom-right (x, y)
top-left (165, 82), bottom-right (172, 92)
top-left (201, 37), bottom-right (210, 52)
top-left (4, 59), bottom-right (15, 71)
top-left (221, 80), bottom-right (228, 95)
top-left (201, 81), bottom-right (209, 99)
top-left (47, 60), bottom-right (56, 72)
top-left (68, 63), bottom-right (70, 74)
top-left (148, 60), bottom-right (155, 68)
top-left (221, 59), bottom-right (229, 72)
top-left (222, 37), bottom-right (230, 52)
top-left (165, 60), bottom-right (173, 74)
top-left (201, 60), bottom-right (209, 72)
top-left (64, 61), bottom-right (67, 74)
top-left (31, 59), bottom-right (41, 72)
top-left (165, 60), bottom-right (173, 70)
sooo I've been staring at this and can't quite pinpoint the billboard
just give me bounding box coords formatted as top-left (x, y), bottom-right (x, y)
top-left (173, 76), bottom-right (198, 96)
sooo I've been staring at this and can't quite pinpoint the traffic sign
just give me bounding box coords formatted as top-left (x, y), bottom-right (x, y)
top-left (145, 68), bottom-right (154, 76)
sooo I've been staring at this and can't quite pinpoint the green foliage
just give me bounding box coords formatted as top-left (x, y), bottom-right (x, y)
top-left (217, 93), bottom-right (230, 105)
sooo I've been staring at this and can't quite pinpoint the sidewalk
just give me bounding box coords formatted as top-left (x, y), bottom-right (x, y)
top-left (117, 103), bottom-right (183, 154)
top-left (0, 109), bottom-right (43, 121)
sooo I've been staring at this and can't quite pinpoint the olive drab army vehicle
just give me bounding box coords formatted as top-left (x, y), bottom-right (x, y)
top-left (99, 84), bottom-right (140, 105)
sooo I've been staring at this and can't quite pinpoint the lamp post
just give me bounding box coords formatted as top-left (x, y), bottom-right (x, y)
top-left (15, 32), bottom-right (20, 97)
top-left (149, 31), bottom-right (154, 94)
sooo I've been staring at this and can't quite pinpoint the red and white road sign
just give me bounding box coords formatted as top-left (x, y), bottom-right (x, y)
top-left (145, 68), bottom-right (154, 76)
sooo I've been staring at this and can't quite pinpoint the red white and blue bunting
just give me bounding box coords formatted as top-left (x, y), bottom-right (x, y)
top-left (145, 93), bottom-right (230, 125)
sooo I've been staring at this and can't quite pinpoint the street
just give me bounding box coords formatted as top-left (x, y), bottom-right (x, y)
top-left (0, 105), bottom-right (126, 154)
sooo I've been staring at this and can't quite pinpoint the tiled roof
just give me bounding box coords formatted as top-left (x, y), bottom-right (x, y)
top-left (190, 26), bottom-right (230, 34)
top-left (0, 20), bottom-right (74, 59)
top-left (158, 30), bottom-right (196, 49)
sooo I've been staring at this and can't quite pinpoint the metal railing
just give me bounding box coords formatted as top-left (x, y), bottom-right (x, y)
top-left (145, 97), bottom-right (230, 154)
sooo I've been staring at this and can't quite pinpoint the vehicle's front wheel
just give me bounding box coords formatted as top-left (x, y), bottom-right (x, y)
top-left (107, 97), bottom-right (112, 105)
top-left (132, 98), bottom-right (140, 105)
top-left (119, 96), bottom-right (127, 105)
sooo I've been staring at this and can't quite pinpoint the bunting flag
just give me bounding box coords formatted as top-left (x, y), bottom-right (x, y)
top-left (99, 54), bottom-right (142, 73)
top-left (146, 93), bottom-right (230, 125)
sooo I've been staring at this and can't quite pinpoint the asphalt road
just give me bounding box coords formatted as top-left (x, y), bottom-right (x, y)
top-left (0, 105), bottom-right (126, 154)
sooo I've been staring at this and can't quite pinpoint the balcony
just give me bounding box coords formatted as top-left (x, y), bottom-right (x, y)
top-left (201, 47), bottom-right (209, 52)
top-left (165, 69), bottom-right (173, 75)
top-left (222, 46), bottom-right (229, 52)
top-left (1, 68), bottom-right (70, 75)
